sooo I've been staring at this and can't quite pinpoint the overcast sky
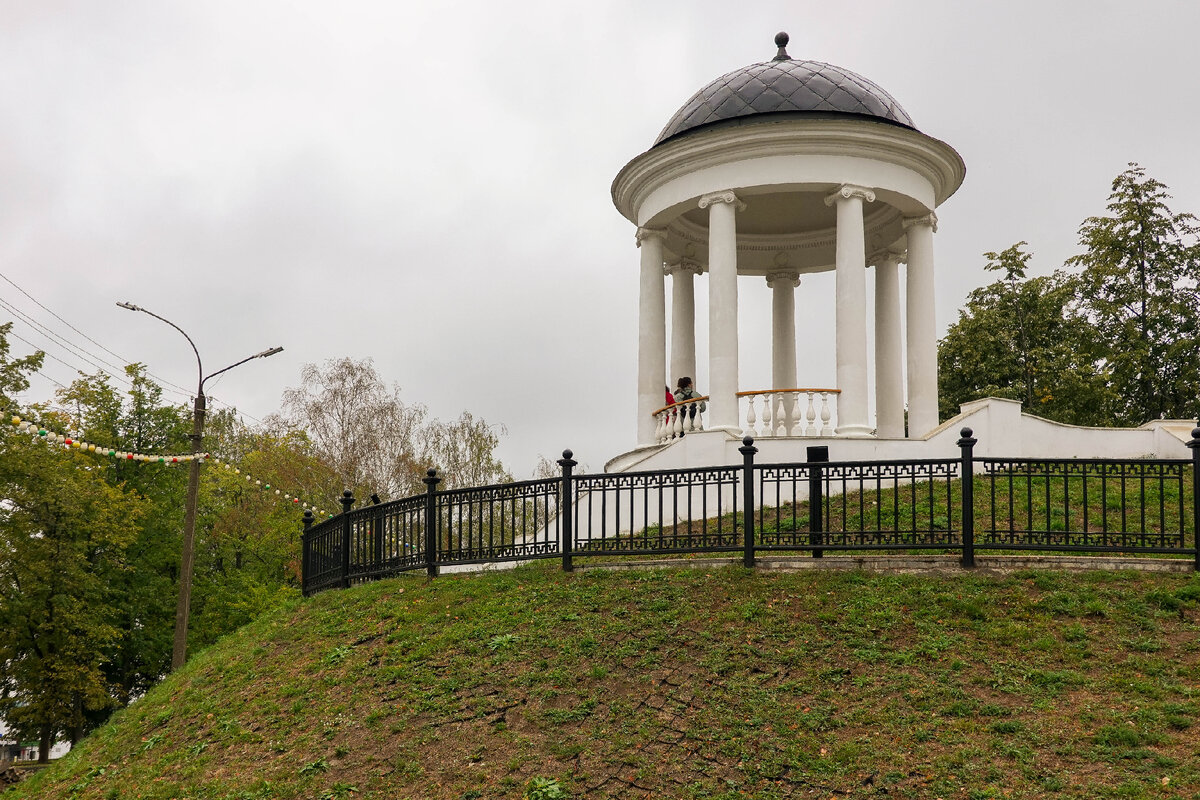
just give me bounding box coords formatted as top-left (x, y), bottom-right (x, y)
top-left (2, 1), bottom-right (1199, 481)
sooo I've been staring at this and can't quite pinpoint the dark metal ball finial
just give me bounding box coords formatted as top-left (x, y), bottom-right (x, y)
top-left (773, 31), bottom-right (791, 61)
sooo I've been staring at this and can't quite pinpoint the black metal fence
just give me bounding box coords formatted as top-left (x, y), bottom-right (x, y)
top-left (301, 428), bottom-right (1200, 595)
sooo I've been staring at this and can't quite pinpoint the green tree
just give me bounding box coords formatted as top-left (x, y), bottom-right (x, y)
top-left (0, 434), bottom-right (148, 759)
top-left (186, 417), bottom-right (325, 648)
top-left (0, 321), bottom-right (44, 410)
top-left (55, 368), bottom-right (190, 704)
top-left (1066, 163), bottom-right (1200, 424)
top-left (938, 243), bottom-right (1115, 425)
top-left (0, 325), bottom-right (151, 759)
top-left (54, 372), bottom-right (317, 685)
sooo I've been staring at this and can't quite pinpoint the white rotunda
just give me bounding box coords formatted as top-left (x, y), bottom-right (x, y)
top-left (612, 32), bottom-right (965, 452)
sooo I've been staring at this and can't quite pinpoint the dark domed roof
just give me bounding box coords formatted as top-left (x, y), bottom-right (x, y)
top-left (655, 33), bottom-right (915, 146)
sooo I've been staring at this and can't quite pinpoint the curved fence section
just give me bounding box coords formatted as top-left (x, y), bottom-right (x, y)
top-left (435, 477), bottom-right (562, 566)
top-left (573, 465), bottom-right (744, 556)
top-left (977, 457), bottom-right (1192, 554)
top-left (754, 457), bottom-right (962, 554)
top-left (301, 428), bottom-right (1200, 595)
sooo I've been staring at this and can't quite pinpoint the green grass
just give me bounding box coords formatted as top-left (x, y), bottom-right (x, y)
top-left (9, 565), bottom-right (1200, 799)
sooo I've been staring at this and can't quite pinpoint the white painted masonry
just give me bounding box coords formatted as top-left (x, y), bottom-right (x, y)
top-left (612, 41), bottom-right (967, 458)
top-left (766, 270), bottom-right (799, 391)
top-left (667, 261), bottom-right (700, 386)
top-left (635, 227), bottom-right (667, 446)
top-left (873, 251), bottom-right (905, 439)
top-left (606, 398), bottom-right (1198, 474)
top-left (700, 190), bottom-right (744, 433)
top-left (614, 118), bottom-right (964, 451)
top-left (827, 185), bottom-right (874, 437)
top-left (904, 214), bottom-right (940, 437)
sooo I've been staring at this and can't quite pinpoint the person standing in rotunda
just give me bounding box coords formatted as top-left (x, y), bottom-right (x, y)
top-left (673, 377), bottom-right (706, 433)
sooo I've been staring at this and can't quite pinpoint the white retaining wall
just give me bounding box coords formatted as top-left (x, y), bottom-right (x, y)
top-left (605, 397), bottom-right (1197, 473)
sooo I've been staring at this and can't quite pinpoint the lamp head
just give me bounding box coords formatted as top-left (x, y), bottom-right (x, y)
top-left (116, 301), bottom-right (141, 312)
top-left (257, 346), bottom-right (284, 359)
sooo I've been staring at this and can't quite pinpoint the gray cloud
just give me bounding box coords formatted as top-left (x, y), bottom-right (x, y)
top-left (2, 0), bottom-right (1198, 477)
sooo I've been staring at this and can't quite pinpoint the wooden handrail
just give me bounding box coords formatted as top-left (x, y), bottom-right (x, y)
top-left (735, 387), bottom-right (841, 397)
top-left (651, 395), bottom-right (709, 417)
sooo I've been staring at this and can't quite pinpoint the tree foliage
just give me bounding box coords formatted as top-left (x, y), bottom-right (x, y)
top-left (0, 330), bottom-right (510, 757)
top-left (938, 243), bottom-right (1115, 425)
top-left (0, 321), bottom-right (44, 408)
top-left (55, 368), bottom-right (190, 706)
top-left (0, 330), bottom-right (325, 756)
top-left (0, 435), bottom-right (148, 759)
top-left (276, 358), bottom-right (510, 498)
top-left (277, 358), bottom-right (431, 498)
top-left (0, 331), bottom-right (153, 759)
top-left (940, 164), bottom-right (1200, 427)
top-left (1066, 163), bottom-right (1200, 424)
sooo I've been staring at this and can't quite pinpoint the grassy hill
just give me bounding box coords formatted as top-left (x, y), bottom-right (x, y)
top-left (9, 563), bottom-right (1200, 800)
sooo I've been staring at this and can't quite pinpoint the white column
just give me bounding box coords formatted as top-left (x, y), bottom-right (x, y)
top-left (904, 213), bottom-right (939, 437)
top-left (636, 227), bottom-right (667, 446)
top-left (873, 251), bottom-right (905, 438)
top-left (766, 271), bottom-right (800, 390)
top-left (699, 190), bottom-right (745, 433)
top-left (824, 184), bottom-right (875, 437)
top-left (666, 261), bottom-right (701, 385)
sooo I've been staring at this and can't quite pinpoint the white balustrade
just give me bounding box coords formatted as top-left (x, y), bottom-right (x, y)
top-left (738, 389), bottom-right (839, 438)
top-left (651, 399), bottom-right (707, 444)
top-left (654, 391), bottom-right (839, 444)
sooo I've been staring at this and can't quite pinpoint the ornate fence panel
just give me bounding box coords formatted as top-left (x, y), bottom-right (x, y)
top-left (302, 515), bottom-right (345, 596)
top-left (755, 458), bottom-right (962, 553)
top-left (350, 495), bottom-right (427, 582)
top-left (976, 458), bottom-right (1194, 555)
top-left (434, 477), bottom-right (561, 566)
top-left (571, 466), bottom-right (743, 555)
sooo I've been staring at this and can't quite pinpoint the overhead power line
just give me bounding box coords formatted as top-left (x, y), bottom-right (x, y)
top-left (0, 269), bottom-right (193, 397)
top-left (0, 270), bottom-right (169, 379)
top-left (0, 271), bottom-right (272, 427)
top-left (1, 298), bottom-right (148, 389)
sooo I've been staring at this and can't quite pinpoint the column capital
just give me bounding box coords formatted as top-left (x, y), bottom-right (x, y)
top-left (902, 212), bottom-right (938, 233)
top-left (868, 249), bottom-right (907, 267)
top-left (824, 184), bottom-right (876, 207)
top-left (765, 270), bottom-right (800, 288)
top-left (698, 190), bottom-right (746, 211)
top-left (665, 260), bottom-right (704, 277)
top-left (635, 227), bottom-right (667, 247)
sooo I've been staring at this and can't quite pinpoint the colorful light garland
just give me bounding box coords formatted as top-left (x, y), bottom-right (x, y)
top-left (9, 415), bottom-right (328, 516)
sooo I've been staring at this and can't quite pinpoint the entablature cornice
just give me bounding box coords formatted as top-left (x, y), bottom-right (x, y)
top-left (612, 118), bottom-right (964, 227)
top-left (662, 201), bottom-right (905, 275)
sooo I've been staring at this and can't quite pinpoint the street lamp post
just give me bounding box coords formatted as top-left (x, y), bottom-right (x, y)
top-left (117, 302), bottom-right (282, 670)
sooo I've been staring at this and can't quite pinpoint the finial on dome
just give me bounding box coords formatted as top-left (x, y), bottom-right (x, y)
top-left (773, 31), bottom-right (791, 61)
